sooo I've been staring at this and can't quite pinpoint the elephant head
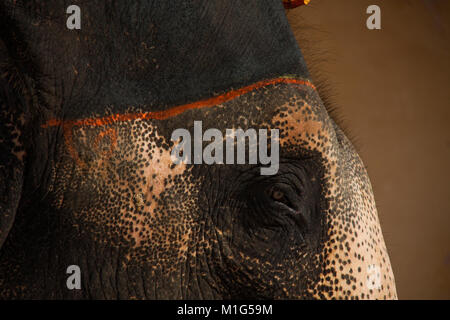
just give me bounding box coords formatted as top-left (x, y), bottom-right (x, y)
top-left (0, 0), bottom-right (396, 299)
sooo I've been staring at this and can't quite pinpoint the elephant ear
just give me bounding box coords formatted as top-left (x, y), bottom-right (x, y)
top-left (0, 53), bottom-right (26, 250)
top-left (0, 140), bottom-right (24, 250)
top-left (0, 7), bottom-right (46, 250)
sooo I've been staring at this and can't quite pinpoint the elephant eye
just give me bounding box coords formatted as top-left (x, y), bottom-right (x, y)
top-left (267, 186), bottom-right (292, 207)
top-left (272, 189), bottom-right (285, 201)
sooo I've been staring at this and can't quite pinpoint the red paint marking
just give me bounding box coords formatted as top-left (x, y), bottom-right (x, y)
top-left (42, 77), bottom-right (315, 129)
top-left (63, 126), bottom-right (119, 168)
top-left (41, 77), bottom-right (315, 167)
top-left (93, 128), bottom-right (118, 159)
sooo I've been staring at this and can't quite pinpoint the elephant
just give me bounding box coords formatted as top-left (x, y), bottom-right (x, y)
top-left (0, 0), bottom-right (397, 299)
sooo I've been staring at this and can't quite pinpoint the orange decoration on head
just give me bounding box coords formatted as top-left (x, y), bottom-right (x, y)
top-left (283, 0), bottom-right (310, 9)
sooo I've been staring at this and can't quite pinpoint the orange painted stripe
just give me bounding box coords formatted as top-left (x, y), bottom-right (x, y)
top-left (42, 77), bottom-right (315, 129)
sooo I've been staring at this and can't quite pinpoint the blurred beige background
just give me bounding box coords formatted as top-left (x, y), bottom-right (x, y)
top-left (287, 0), bottom-right (450, 299)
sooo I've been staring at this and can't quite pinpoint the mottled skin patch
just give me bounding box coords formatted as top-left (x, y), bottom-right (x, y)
top-left (271, 85), bottom-right (396, 299)
top-left (0, 80), bottom-right (396, 299)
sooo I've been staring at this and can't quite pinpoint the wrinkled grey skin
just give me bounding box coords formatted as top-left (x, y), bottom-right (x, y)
top-left (0, 0), bottom-right (396, 299)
